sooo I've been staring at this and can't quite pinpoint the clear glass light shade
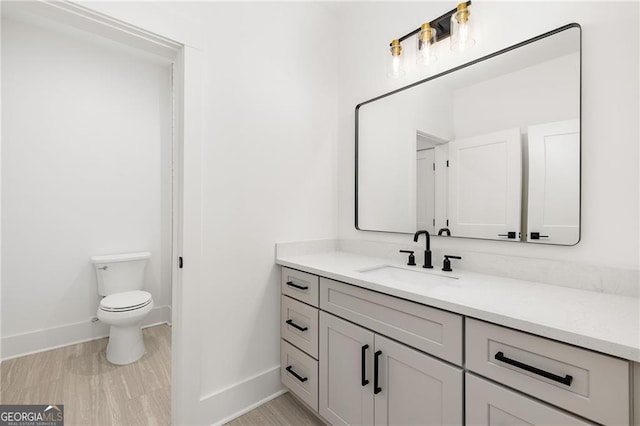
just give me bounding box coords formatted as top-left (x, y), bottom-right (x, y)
top-left (450, 7), bottom-right (475, 51)
top-left (416, 25), bottom-right (438, 65)
top-left (387, 40), bottom-right (406, 78)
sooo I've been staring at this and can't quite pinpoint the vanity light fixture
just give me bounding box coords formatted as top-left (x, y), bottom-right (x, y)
top-left (387, 1), bottom-right (474, 78)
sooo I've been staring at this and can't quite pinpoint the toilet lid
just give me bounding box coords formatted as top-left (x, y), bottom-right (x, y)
top-left (100, 291), bottom-right (152, 312)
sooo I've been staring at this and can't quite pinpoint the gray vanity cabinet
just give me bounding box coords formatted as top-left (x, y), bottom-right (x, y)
top-left (280, 266), bottom-right (633, 425)
top-left (465, 373), bottom-right (592, 425)
top-left (319, 311), bottom-right (463, 426)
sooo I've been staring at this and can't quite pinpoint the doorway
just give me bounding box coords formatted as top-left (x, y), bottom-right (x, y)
top-left (1, 7), bottom-right (176, 424)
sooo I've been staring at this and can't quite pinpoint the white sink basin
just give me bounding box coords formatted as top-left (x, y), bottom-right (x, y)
top-left (359, 265), bottom-right (458, 286)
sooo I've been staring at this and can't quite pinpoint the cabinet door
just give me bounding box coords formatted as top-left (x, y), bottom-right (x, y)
top-left (374, 335), bottom-right (463, 426)
top-left (319, 312), bottom-right (374, 426)
top-left (466, 373), bottom-right (594, 426)
top-left (448, 128), bottom-right (522, 240)
top-left (527, 119), bottom-right (580, 245)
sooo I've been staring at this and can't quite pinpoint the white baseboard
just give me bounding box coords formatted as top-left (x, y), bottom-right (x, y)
top-left (200, 365), bottom-right (285, 425)
top-left (1, 305), bottom-right (171, 361)
top-left (212, 388), bottom-right (288, 426)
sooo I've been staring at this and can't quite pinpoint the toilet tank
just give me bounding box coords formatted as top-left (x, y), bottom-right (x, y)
top-left (90, 252), bottom-right (151, 296)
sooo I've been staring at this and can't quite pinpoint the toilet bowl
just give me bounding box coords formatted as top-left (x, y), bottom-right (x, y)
top-left (98, 290), bottom-right (154, 365)
top-left (91, 252), bottom-right (154, 365)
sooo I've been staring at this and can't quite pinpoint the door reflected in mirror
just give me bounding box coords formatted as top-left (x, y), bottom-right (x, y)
top-left (356, 24), bottom-right (581, 245)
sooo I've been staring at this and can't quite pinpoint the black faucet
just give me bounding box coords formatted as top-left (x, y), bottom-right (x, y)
top-left (413, 230), bottom-right (433, 269)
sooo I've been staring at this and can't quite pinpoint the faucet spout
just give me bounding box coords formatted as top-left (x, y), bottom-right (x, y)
top-left (414, 230), bottom-right (430, 250)
top-left (413, 230), bottom-right (433, 268)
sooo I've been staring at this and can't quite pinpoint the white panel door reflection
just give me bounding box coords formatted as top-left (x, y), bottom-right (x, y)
top-left (527, 119), bottom-right (580, 245)
top-left (448, 128), bottom-right (522, 240)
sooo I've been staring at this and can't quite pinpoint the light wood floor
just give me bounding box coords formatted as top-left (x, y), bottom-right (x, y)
top-left (0, 324), bottom-right (171, 426)
top-left (1, 327), bottom-right (322, 426)
top-left (226, 393), bottom-right (325, 426)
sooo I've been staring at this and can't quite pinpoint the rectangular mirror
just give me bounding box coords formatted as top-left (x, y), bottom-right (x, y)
top-left (356, 24), bottom-right (581, 245)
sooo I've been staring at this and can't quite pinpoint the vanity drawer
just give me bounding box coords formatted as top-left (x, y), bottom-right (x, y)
top-left (281, 267), bottom-right (319, 307)
top-left (320, 277), bottom-right (463, 365)
top-left (281, 339), bottom-right (318, 411)
top-left (466, 318), bottom-right (630, 425)
top-left (466, 373), bottom-right (594, 425)
top-left (281, 295), bottom-right (319, 358)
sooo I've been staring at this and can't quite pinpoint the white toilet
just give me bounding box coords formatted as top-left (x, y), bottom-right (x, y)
top-left (91, 252), bottom-right (154, 365)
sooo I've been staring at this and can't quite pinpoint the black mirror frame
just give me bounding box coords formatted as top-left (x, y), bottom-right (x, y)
top-left (354, 23), bottom-right (582, 246)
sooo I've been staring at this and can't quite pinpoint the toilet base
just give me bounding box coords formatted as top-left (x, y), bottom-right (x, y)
top-left (106, 323), bottom-right (146, 365)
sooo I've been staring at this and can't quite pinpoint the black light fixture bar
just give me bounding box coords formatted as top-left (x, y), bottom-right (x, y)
top-left (391, 1), bottom-right (472, 45)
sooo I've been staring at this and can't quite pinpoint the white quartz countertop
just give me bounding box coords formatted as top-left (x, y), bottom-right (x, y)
top-left (276, 251), bottom-right (640, 362)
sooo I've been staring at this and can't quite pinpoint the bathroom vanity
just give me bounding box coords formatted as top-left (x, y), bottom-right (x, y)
top-left (277, 248), bottom-right (638, 425)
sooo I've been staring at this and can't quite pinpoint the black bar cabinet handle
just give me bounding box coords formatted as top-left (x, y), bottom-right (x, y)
top-left (530, 232), bottom-right (549, 240)
top-left (285, 319), bottom-right (308, 332)
top-left (361, 345), bottom-right (370, 386)
top-left (494, 351), bottom-right (573, 386)
top-left (374, 350), bottom-right (382, 394)
top-left (285, 365), bottom-right (308, 383)
top-left (286, 281), bottom-right (309, 290)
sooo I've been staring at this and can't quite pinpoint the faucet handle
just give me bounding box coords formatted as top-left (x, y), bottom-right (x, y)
top-left (442, 255), bottom-right (462, 272)
top-left (399, 250), bottom-right (416, 266)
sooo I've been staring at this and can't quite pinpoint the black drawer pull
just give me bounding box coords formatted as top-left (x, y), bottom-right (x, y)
top-left (361, 344), bottom-right (370, 386)
top-left (530, 232), bottom-right (549, 240)
top-left (285, 319), bottom-right (308, 332)
top-left (494, 351), bottom-right (573, 386)
top-left (374, 350), bottom-right (382, 394)
top-left (285, 365), bottom-right (308, 383)
top-left (286, 281), bottom-right (309, 290)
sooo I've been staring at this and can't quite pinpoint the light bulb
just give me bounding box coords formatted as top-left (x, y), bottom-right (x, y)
top-left (416, 23), bottom-right (437, 66)
top-left (451, 2), bottom-right (475, 51)
top-left (387, 39), bottom-right (406, 78)
top-left (392, 56), bottom-right (402, 74)
top-left (457, 22), bottom-right (472, 49)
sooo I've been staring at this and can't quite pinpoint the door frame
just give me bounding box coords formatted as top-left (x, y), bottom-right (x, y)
top-left (0, 1), bottom-right (203, 424)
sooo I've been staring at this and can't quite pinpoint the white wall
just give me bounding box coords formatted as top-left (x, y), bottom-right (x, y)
top-left (1, 16), bottom-right (173, 358)
top-left (338, 2), bottom-right (639, 271)
top-left (194, 0), bottom-right (339, 400)
top-left (453, 52), bottom-right (579, 139)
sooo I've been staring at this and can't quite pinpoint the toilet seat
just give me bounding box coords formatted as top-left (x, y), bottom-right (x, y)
top-left (100, 290), bottom-right (152, 312)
